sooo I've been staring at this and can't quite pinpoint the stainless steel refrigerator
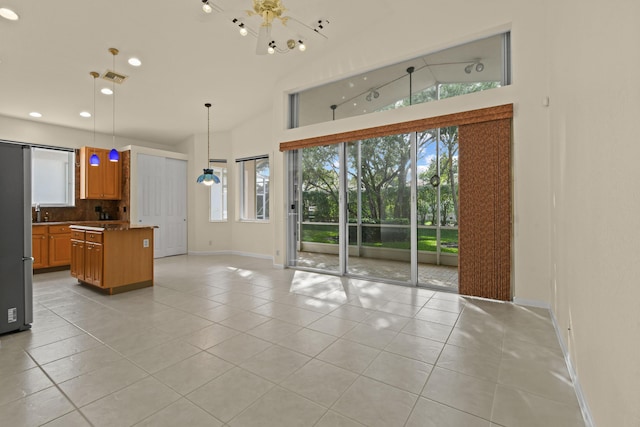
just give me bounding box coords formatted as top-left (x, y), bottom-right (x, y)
top-left (0, 142), bottom-right (33, 334)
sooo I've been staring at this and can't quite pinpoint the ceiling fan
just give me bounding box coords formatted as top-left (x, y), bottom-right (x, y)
top-left (200, 0), bottom-right (328, 55)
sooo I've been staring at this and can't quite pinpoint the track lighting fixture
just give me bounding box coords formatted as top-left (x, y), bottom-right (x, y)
top-left (297, 40), bottom-right (306, 51)
top-left (232, 18), bottom-right (248, 36)
top-left (365, 89), bottom-right (380, 102)
top-left (268, 41), bottom-right (276, 55)
top-left (464, 61), bottom-right (484, 74)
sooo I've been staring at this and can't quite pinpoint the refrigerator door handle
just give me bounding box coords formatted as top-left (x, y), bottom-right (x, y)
top-left (22, 256), bottom-right (35, 262)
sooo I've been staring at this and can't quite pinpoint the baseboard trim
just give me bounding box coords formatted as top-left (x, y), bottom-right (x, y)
top-left (187, 250), bottom-right (282, 268)
top-left (548, 309), bottom-right (596, 427)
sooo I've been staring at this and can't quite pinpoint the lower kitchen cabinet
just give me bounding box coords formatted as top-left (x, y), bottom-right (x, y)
top-left (32, 224), bottom-right (71, 270)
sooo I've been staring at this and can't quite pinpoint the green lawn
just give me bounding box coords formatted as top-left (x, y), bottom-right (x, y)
top-left (301, 224), bottom-right (458, 254)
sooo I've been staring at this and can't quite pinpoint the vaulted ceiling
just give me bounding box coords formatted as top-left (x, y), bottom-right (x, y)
top-left (0, 0), bottom-right (396, 145)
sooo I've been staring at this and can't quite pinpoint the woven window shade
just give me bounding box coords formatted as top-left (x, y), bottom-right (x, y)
top-left (279, 104), bottom-right (512, 151)
top-left (458, 118), bottom-right (512, 300)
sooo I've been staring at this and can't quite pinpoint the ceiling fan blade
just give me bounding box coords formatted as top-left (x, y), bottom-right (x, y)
top-left (256, 24), bottom-right (270, 55)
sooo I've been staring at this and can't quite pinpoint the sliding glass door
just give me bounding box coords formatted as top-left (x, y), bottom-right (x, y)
top-left (287, 129), bottom-right (458, 290)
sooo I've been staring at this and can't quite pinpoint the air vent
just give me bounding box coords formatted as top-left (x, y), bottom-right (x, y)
top-left (102, 70), bottom-right (128, 84)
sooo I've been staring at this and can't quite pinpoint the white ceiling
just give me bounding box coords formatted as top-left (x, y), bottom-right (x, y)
top-left (0, 0), bottom-right (394, 145)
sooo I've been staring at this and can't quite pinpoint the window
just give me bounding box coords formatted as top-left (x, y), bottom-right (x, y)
top-left (237, 155), bottom-right (270, 221)
top-left (291, 32), bottom-right (510, 128)
top-left (31, 147), bottom-right (75, 206)
top-left (209, 161), bottom-right (228, 222)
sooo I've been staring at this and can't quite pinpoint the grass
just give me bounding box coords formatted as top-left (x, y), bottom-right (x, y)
top-left (301, 224), bottom-right (458, 254)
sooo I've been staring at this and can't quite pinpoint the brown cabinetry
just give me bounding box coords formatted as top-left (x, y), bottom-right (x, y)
top-left (48, 225), bottom-right (71, 267)
top-left (32, 225), bottom-right (70, 269)
top-left (70, 225), bottom-right (153, 294)
top-left (79, 147), bottom-right (122, 200)
top-left (32, 226), bottom-right (48, 269)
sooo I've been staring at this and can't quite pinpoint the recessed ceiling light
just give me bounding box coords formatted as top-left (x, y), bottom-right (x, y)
top-left (0, 8), bottom-right (19, 21)
top-left (101, 88), bottom-right (113, 95)
top-left (80, 111), bottom-right (91, 118)
top-left (29, 112), bottom-right (42, 118)
top-left (128, 57), bottom-right (142, 67)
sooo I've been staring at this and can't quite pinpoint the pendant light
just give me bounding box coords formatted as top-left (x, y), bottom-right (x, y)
top-left (89, 71), bottom-right (100, 166)
top-left (108, 48), bottom-right (120, 162)
top-left (196, 103), bottom-right (220, 186)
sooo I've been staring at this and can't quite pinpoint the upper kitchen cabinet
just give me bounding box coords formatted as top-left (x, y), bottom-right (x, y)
top-left (79, 147), bottom-right (122, 200)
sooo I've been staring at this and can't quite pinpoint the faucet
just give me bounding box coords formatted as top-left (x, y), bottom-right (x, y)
top-left (35, 204), bottom-right (41, 222)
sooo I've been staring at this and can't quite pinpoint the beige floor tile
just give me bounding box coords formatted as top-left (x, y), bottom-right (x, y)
top-left (385, 332), bottom-right (444, 364)
top-left (280, 359), bottom-right (358, 407)
top-left (240, 345), bottom-right (310, 383)
top-left (276, 327), bottom-right (337, 356)
top-left (26, 334), bottom-right (102, 365)
top-left (206, 333), bottom-right (272, 363)
top-left (414, 307), bottom-right (460, 326)
top-left (246, 318), bottom-right (302, 342)
top-left (402, 318), bottom-right (454, 343)
top-left (41, 345), bottom-right (123, 384)
top-left (228, 386), bottom-right (326, 426)
top-left (186, 367), bottom-right (274, 422)
top-left (333, 376), bottom-right (418, 427)
top-left (361, 311), bottom-right (411, 331)
top-left (154, 351), bottom-right (233, 395)
top-left (0, 367), bottom-right (53, 406)
top-left (194, 304), bottom-right (244, 322)
top-left (317, 338), bottom-right (380, 374)
top-left (183, 323), bottom-right (240, 350)
top-left (498, 355), bottom-right (579, 406)
top-left (0, 386), bottom-right (74, 427)
top-left (492, 385), bottom-right (585, 427)
top-left (59, 358), bottom-right (148, 407)
top-left (436, 343), bottom-right (501, 382)
top-left (252, 302), bottom-right (325, 326)
top-left (81, 377), bottom-right (181, 427)
top-left (0, 347), bottom-right (37, 376)
top-left (6, 323), bottom-right (85, 350)
top-left (134, 398), bottom-right (223, 427)
top-left (422, 367), bottom-right (496, 420)
top-left (314, 411), bottom-right (366, 427)
top-left (328, 304), bottom-right (373, 322)
top-left (99, 327), bottom-right (174, 356)
top-left (128, 339), bottom-right (202, 374)
top-left (405, 397), bottom-right (491, 427)
top-left (42, 410), bottom-right (91, 427)
top-left (219, 310), bottom-right (271, 332)
top-left (363, 351), bottom-right (432, 394)
top-left (307, 315), bottom-right (358, 337)
top-left (343, 323), bottom-right (398, 349)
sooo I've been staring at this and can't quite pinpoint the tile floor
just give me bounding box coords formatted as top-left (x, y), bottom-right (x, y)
top-left (0, 255), bottom-right (585, 426)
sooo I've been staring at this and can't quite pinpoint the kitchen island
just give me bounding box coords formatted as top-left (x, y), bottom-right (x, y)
top-left (69, 224), bottom-right (155, 294)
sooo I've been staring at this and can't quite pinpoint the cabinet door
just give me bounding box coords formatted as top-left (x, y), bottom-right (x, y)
top-left (70, 240), bottom-right (85, 280)
top-left (32, 233), bottom-right (48, 269)
top-left (102, 153), bottom-right (122, 200)
top-left (85, 242), bottom-right (103, 287)
top-left (82, 148), bottom-right (104, 199)
top-left (49, 233), bottom-right (71, 266)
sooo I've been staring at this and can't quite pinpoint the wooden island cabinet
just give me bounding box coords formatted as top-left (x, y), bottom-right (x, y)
top-left (70, 224), bottom-right (155, 294)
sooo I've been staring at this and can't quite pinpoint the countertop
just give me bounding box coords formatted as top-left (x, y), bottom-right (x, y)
top-left (69, 224), bottom-right (158, 232)
top-left (32, 220), bottom-right (128, 227)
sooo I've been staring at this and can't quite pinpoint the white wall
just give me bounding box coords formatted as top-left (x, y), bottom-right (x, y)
top-left (548, 1), bottom-right (640, 425)
top-left (0, 115), bottom-right (177, 152)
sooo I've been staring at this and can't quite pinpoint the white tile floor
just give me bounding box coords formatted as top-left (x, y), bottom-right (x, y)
top-left (0, 255), bottom-right (586, 426)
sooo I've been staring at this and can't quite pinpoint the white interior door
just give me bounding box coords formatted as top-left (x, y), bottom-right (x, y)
top-left (164, 158), bottom-right (187, 256)
top-left (137, 154), bottom-right (187, 258)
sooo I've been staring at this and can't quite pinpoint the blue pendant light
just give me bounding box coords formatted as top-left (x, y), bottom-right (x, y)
top-left (197, 103), bottom-right (220, 186)
top-left (109, 148), bottom-right (119, 162)
top-left (89, 72), bottom-right (100, 166)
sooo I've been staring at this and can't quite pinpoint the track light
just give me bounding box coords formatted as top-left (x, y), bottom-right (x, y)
top-left (268, 41), bottom-right (276, 54)
top-left (365, 89), bottom-right (380, 102)
top-left (201, 0), bottom-right (213, 13)
top-left (239, 24), bottom-right (248, 36)
top-left (298, 40), bottom-right (306, 51)
top-left (465, 61), bottom-right (484, 74)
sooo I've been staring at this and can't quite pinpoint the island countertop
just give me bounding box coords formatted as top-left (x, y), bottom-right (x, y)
top-left (69, 224), bottom-right (158, 232)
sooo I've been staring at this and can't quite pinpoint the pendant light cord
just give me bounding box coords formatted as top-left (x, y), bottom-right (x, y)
top-left (112, 50), bottom-right (116, 147)
top-left (206, 103), bottom-right (212, 163)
